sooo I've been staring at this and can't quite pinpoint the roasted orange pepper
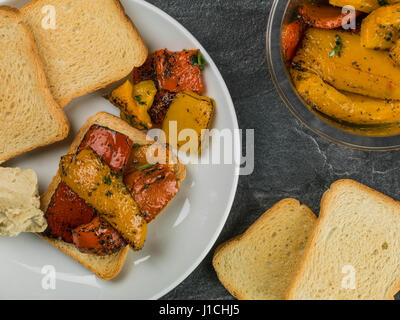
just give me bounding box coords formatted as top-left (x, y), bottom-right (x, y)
top-left (298, 3), bottom-right (362, 29)
top-left (281, 20), bottom-right (307, 62)
top-left (154, 49), bottom-right (205, 94)
top-left (72, 217), bottom-right (127, 256)
top-left (124, 164), bottom-right (178, 223)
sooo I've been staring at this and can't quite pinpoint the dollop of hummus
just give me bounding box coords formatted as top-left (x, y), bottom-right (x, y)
top-left (0, 167), bottom-right (47, 237)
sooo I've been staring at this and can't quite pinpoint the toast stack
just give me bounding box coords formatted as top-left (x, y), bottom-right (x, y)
top-left (214, 180), bottom-right (400, 300)
top-left (21, 0), bottom-right (148, 107)
top-left (0, 7), bottom-right (69, 163)
top-left (0, 0), bottom-right (149, 162)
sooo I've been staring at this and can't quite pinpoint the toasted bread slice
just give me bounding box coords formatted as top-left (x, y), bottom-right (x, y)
top-left (0, 6), bottom-right (69, 164)
top-left (21, 0), bottom-right (148, 107)
top-left (41, 112), bottom-right (186, 280)
top-left (213, 199), bottom-right (316, 300)
top-left (287, 180), bottom-right (400, 300)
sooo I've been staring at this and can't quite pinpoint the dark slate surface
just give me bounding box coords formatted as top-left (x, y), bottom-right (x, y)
top-left (145, 0), bottom-right (400, 300)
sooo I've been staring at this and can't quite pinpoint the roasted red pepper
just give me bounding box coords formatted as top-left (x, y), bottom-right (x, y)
top-left (132, 54), bottom-right (156, 85)
top-left (44, 182), bottom-right (96, 243)
top-left (154, 49), bottom-right (205, 94)
top-left (148, 90), bottom-right (176, 125)
top-left (124, 164), bottom-right (178, 223)
top-left (72, 216), bottom-right (127, 256)
top-left (78, 125), bottom-right (133, 173)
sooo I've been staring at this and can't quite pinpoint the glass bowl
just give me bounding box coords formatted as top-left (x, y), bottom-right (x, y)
top-left (267, 0), bottom-right (400, 151)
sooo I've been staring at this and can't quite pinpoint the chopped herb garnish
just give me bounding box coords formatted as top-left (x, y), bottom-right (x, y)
top-left (378, 0), bottom-right (388, 6)
top-left (190, 55), bottom-right (197, 66)
top-left (103, 175), bottom-right (112, 185)
top-left (136, 163), bottom-right (154, 171)
top-left (134, 95), bottom-right (146, 106)
top-left (190, 51), bottom-right (206, 71)
top-left (384, 32), bottom-right (393, 41)
top-left (330, 35), bottom-right (343, 57)
top-left (105, 190), bottom-right (113, 197)
top-left (121, 112), bottom-right (138, 126)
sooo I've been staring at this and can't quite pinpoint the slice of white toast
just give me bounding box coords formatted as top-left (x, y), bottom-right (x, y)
top-left (213, 199), bottom-right (316, 300)
top-left (21, 0), bottom-right (148, 107)
top-left (287, 180), bottom-right (400, 300)
top-left (0, 6), bottom-right (69, 163)
top-left (40, 112), bottom-right (186, 280)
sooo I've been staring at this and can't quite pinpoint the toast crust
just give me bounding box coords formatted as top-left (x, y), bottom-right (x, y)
top-left (21, 0), bottom-right (148, 107)
top-left (0, 6), bottom-right (69, 163)
top-left (213, 198), bottom-right (316, 300)
top-left (40, 112), bottom-right (186, 280)
top-left (286, 179), bottom-right (400, 300)
top-left (39, 235), bottom-right (129, 281)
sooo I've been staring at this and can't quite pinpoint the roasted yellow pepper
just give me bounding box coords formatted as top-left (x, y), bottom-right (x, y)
top-left (293, 28), bottom-right (400, 100)
top-left (390, 40), bottom-right (400, 65)
top-left (132, 80), bottom-right (157, 109)
top-left (361, 3), bottom-right (400, 49)
top-left (61, 148), bottom-right (147, 250)
top-left (110, 80), bottom-right (156, 130)
top-left (330, 0), bottom-right (400, 13)
top-left (291, 68), bottom-right (400, 124)
top-left (161, 91), bottom-right (215, 153)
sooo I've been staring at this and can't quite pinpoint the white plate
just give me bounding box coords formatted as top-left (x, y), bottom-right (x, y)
top-left (0, 0), bottom-right (239, 299)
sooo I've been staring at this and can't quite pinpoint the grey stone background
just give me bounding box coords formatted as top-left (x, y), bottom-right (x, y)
top-left (145, 0), bottom-right (400, 300)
